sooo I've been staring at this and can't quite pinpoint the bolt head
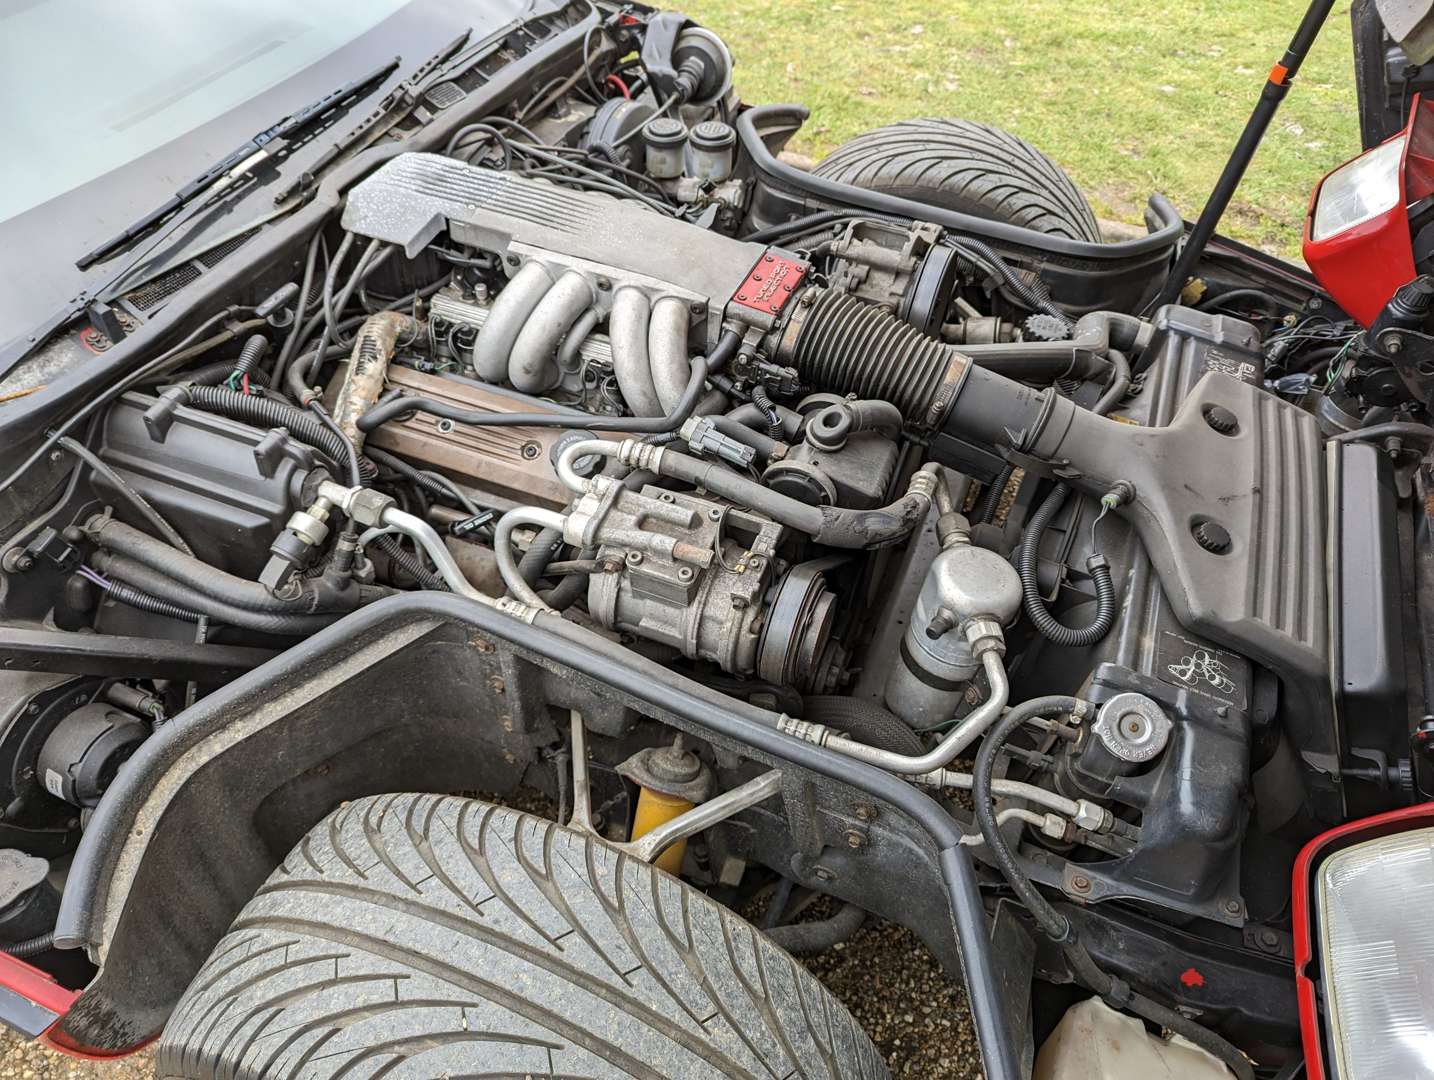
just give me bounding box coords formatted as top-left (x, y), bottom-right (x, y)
top-left (813, 866), bottom-right (835, 881)
top-left (1193, 519), bottom-right (1232, 554)
top-left (844, 829), bottom-right (864, 849)
top-left (1070, 874), bottom-right (1091, 892)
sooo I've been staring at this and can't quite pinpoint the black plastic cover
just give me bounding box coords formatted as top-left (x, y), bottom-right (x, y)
top-left (97, 393), bottom-right (319, 578)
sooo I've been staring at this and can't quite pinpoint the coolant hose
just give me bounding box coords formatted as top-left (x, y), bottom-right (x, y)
top-left (333, 312), bottom-right (419, 448)
top-left (1017, 483), bottom-right (1117, 648)
top-left (90, 552), bottom-right (341, 636)
top-left (802, 696), bottom-right (924, 756)
top-left (494, 507), bottom-right (570, 610)
top-left (655, 452), bottom-right (940, 548)
top-left (727, 401), bottom-right (803, 440)
top-left (763, 902), bottom-right (867, 954)
top-left (518, 526), bottom-right (564, 586)
top-left (556, 441), bottom-right (939, 549)
top-left (1091, 348), bottom-right (1130, 417)
top-left (86, 517), bottom-right (382, 616)
top-left (972, 697), bottom-right (1255, 1080)
top-left (708, 414), bottom-right (783, 460)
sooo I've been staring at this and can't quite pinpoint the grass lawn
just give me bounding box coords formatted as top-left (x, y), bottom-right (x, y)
top-left (680, 0), bottom-right (1361, 258)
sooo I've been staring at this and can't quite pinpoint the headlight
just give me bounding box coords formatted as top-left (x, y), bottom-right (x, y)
top-left (1316, 824), bottom-right (1434, 1079)
top-left (1310, 135), bottom-right (1407, 242)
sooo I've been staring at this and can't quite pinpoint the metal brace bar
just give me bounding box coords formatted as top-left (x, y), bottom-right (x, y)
top-left (622, 770), bottom-right (783, 863)
top-left (566, 712), bottom-right (783, 862)
top-left (567, 710), bottom-right (601, 837)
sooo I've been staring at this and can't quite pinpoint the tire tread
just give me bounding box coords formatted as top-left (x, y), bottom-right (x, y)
top-left (158, 794), bottom-right (887, 1080)
top-left (813, 117), bottom-right (1101, 241)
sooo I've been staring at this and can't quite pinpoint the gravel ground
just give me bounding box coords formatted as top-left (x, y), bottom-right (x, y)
top-left (803, 916), bottom-right (982, 1078)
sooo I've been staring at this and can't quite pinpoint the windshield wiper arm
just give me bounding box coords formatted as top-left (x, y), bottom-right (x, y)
top-left (272, 29), bottom-right (473, 205)
top-left (75, 58), bottom-right (400, 271)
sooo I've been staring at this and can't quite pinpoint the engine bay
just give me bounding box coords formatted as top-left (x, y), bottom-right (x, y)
top-left (0, 5), bottom-right (1427, 1073)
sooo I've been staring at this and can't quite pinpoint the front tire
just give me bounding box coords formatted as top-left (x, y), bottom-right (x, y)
top-left (157, 793), bottom-right (889, 1079)
top-left (813, 117), bottom-right (1102, 242)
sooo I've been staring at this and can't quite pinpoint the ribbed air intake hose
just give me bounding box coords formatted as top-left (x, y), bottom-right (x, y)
top-left (779, 288), bottom-right (968, 427)
top-left (1017, 482), bottom-right (1117, 648)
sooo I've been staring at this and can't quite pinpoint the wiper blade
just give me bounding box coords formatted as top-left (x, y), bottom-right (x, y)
top-left (75, 58), bottom-right (400, 270)
top-left (272, 30), bottom-right (473, 205)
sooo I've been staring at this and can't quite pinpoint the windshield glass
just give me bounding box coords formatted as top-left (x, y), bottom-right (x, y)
top-left (0, 0), bottom-right (413, 225)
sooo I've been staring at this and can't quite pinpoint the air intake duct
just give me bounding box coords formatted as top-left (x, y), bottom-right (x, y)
top-left (775, 288), bottom-right (970, 430)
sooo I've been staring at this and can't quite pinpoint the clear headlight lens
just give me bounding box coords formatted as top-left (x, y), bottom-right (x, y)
top-left (1317, 825), bottom-right (1434, 1079)
top-left (1311, 136), bottom-right (1406, 242)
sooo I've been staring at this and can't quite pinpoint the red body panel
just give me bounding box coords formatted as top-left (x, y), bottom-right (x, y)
top-left (1304, 95), bottom-right (1434, 326)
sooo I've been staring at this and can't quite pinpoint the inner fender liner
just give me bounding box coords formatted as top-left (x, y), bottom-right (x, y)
top-left (50, 594), bottom-right (1023, 1080)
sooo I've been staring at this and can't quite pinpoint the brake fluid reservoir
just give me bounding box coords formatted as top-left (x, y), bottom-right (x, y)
top-left (1035, 998), bottom-right (1233, 1080)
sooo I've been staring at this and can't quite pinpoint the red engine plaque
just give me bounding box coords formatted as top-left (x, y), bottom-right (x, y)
top-left (730, 250), bottom-right (808, 316)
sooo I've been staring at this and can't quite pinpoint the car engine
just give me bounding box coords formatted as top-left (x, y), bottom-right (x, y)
top-left (0, 7), bottom-right (1403, 1072)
